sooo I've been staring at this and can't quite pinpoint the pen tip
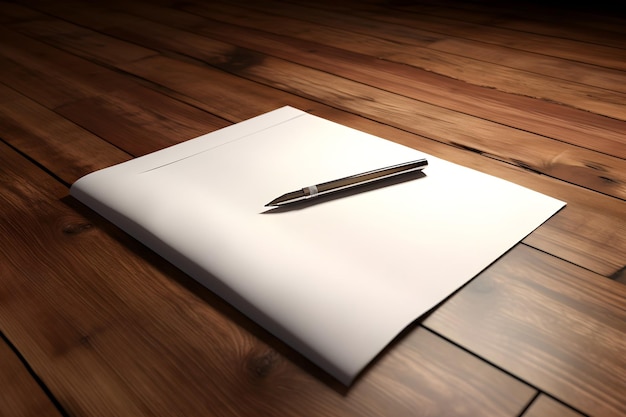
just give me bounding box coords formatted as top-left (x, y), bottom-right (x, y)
top-left (265, 198), bottom-right (280, 207)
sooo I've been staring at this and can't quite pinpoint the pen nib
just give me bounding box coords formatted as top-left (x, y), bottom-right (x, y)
top-left (265, 189), bottom-right (307, 207)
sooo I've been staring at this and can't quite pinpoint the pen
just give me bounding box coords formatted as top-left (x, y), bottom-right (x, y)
top-left (265, 158), bottom-right (428, 207)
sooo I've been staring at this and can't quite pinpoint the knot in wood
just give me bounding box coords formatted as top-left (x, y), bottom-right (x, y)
top-left (246, 349), bottom-right (279, 378)
top-left (62, 222), bottom-right (93, 235)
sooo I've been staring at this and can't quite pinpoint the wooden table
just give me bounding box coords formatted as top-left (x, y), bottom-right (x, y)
top-left (1, 0), bottom-right (625, 416)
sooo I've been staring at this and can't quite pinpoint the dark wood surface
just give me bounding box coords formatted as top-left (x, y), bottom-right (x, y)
top-left (1, 0), bottom-right (624, 416)
top-left (0, 336), bottom-right (63, 417)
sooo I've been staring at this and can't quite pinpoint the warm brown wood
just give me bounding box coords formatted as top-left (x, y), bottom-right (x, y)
top-left (11, 1), bottom-right (626, 157)
top-left (95, 0), bottom-right (626, 151)
top-left (0, 83), bottom-right (131, 184)
top-left (343, 0), bottom-right (626, 71)
top-left (1, 0), bottom-right (624, 416)
top-left (522, 395), bottom-right (586, 417)
top-left (183, 0), bottom-right (626, 119)
top-left (0, 338), bottom-right (63, 417)
top-left (194, 16), bottom-right (626, 157)
top-left (2, 0), bottom-right (625, 278)
top-left (424, 244), bottom-right (626, 417)
top-left (119, 51), bottom-right (626, 196)
top-left (0, 29), bottom-right (230, 158)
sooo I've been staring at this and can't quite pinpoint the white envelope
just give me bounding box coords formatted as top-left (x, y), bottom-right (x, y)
top-left (71, 106), bottom-right (565, 385)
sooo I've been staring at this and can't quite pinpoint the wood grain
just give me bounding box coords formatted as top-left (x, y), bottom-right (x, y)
top-left (1, 0), bottom-right (625, 416)
top-left (343, 0), bottom-right (626, 71)
top-left (12, 1), bottom-right (626, 156)
top-left (14, 0), bottom-right (626, 201)
top-left (522, 395), bottom-right (586, 417)
top-left (0, 337), bottom-right (63, 417)
top-left (424, 244), bottom-right (626, 417)
top-left (189, 0), bottom-right (626, 119)
top-left (0, 28), bottom-right (230, 158)
top-left (0, 83), bottom-right (130, 184)
top-left (1, 0), bottom-right (624, 278)
top-left (191, 14), bottom-right (626, 157)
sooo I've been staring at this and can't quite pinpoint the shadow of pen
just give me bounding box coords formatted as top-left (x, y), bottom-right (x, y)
top-left (261, 170), bottom-right (427, 214)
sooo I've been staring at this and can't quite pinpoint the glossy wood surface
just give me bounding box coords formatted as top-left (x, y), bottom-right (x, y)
top-left (1, 0), bottom-right (624, 416)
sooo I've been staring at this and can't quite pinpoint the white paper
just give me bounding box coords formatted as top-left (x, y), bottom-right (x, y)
top-left (71, 106), bottom-right (565, 385)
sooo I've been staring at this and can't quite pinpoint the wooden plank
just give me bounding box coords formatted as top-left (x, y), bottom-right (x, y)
top-left (6, 9), bottom-right (626, 203)
top-left (522, 395), bottom-right (586, 417)
top-left (0, 8), bottom-right (321, 120)
top-left (182, 0), bottom-right (626, 119)
top-left (73, 1), bottom-right (626, 160)
top-left (239, 0), bottom-right (626, 92)
top-left (427, 37), bottom-right (626, 95)
top-left (0, 140), bottom-right (537, 417)
top-left (0, 25), bottom-right (149, 109)
top-left (10, 5), bottom-right (626, 165)
top-left (424, 244), bottom-right (626, 417)
top-left (193, 18), bottom-right (626, 156)
top-left (55, 87), bottom-right (232, 156)
top-left (121, 57), bottom-right (626, 200)
top-left (20, 18), bottom-right (155, 67)
top-left (0, 337), bottom-right (63, 417)
top-left (351, 1), bottom-right (626, 71)
top-left (1, 11), bottom-right (624, 277)
top-left (108, 57), bottom-right (324, 123)
top-left (15, 0), bottom-right (626, 121)
top-left (0, 30), bottom-right (231, 159)
top-left (0, 83), bottom-right (131, 184)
